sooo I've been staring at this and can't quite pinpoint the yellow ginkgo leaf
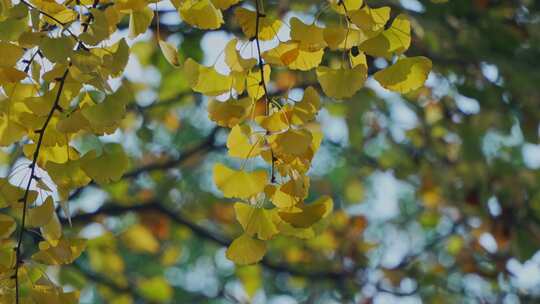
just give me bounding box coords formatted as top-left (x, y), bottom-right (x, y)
top-left (129, 6), bottom-right (154, 38)
top-left (278, 195), bottom-right (333, 228)
top-left (271, 177), bottom-right (309, 209)
top-left (256, 109), bottom-right (290, 132)
top-left (329, 0), bottom-right (363, 14)
top-left (32, 0), bottom-right (77, 24)
top-left (184, 58), bottom-right (233, 96)
top-left (32, 238), bottom-right (85, 265)
top-left (81, 88), bottom-right (130, 134)
top-left (121, 224), bottom-right (160, 254)
top-left (349, 5), bottom-right (391, 37)
top-left (290, 17), bottom-right (326, 51)
top-left (316, 65), bottom-right (367, 99)
top-left (359, 14), bottom-right (410, 58)
top-left (0, 213), bottom-right (16, 239)
top-left (234, 7), bottom-right (282, 41)
top-left (159, 40), bottom-right (181, 67)
top-left (208, 98), bottom-right (251, 127)
top-left (349, 50), bottom-right (367, 69)
top-left (0, 115), bottom-right (26, 147)
top-left (246, 64), bottom-right (271, 100)
top-left (225, 38), bottom-right (257, 72)
top-left (80, 143), bottom-right (129, 185)
top-left (0, 178), bottom-right (37, 208)
top-left (263, 42), bottom-right (323, 71)
top-left (22, 144), bottom-right (76, 168)
top-left (0, 41), bottom-right (23, 68)
top-left (271, 128), bottom-right (313, 157)
top-left (56, 110), bottom-right (90, 134)
top-left (79, 8), bottom-right (110, 46)
top-left (213, 163), bottom-right (267, 199)
top-left (226, 233), bottom-right (266, 265)
top-left (374, 56), bottom-right (432, 93)
top-left (137, 276), bottom-right (173, 303)
top-left (234, 202), bottom-right (279, 240)
top-left (290, 86), bottom-right (320, 125)
top-left (0, 67), bottom-right (26, 83)
top-left (46, 159), bottom-right (91, 199)
top-left (210, 0), bottom-right (240, 10)
top-left (178, 0), bottom-right (224, 30)
top-left (39, 36), bottom-right (75, 64)
top-left (27, 196), bottom-right (55, 228)
top-left (41, 213), bottom-right (62, 244)
top-left (227, 125), bottom-right (263, 159)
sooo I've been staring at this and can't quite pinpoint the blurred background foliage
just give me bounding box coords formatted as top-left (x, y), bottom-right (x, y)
top-left (3, 0), bottom-right (540, 303)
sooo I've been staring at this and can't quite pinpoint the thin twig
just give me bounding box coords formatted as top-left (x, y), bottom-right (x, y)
top-left (253, 0), bottom-right (276, 183)
top-left (14, 68), bottom-right (69, 304)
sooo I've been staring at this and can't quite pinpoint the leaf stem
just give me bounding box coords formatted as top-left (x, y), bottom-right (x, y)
top-left (254, 0), bottom-right (276, 183)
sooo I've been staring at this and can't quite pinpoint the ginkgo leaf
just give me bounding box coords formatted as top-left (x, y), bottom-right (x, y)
top-left (39, 36), bottom-right (75, 63)
top-left (271, 178), bottom-right (309, 209)
top-left (79, 8), bottom-right (110, 45)
top-left (210, 0), bottom-right (240, 10)
top-left (28, 287), bottom-right (79, 304)
top-left (374, 56), bottom-right (432, 93)
top-left (290, 17), bottom-right (326, 51)
top-left (27, 196), bottom-right (55, 228)
top-left (81, 88), bottom-right (130, 134)
top-left (208, 98), bottom-right (251, 127)
top-left (137, 276), bottom-right (173, 303)
top-left (0, 115), bottom-right (26, 146)
top-left (227, 125), bottom-right (263, 159)
top-left (184, 58), bottom-right (233, 96)
top-left (23, 143), bottom-right (76, 168)
top-left (278, 195), bottom-right (333, 228)
top-left (271, 129), bottom-right (313, 156)
top-left (0, 214), bottom-right (16, 239)
top-left (0, 178), bottom-right (37, 208)
top-left (177, 0), bottom-right (223, 29)
top-left (349, 5), bottom-right (391, 36)
top-left (316, 65), bottom-right (367, 99)
top-left (159, 40), bottom-right (181, 67)
top-left (234, 202), bottom-right (279, 240)
top-left (247, 64), bottom-right (271, 100)
top-left (225, 38), bottom-right (257, 72)
top-left (263, 42), bottom-right (324, 71)
top-left (32, 238), bottom-right (85, 265)
top-left (121, 224), bottom-right (160, 254)
top-left (56, 110), bottom-right (90, 134)
top-left (129, 6), bottom-right (154, 38)
top-left (41, 213), bottom-right (62, 244)
top-left (329, 0), bottom-right (363, 14)
top-left (226, 233), bottom-right (266, 265)
top-left (235, 7), bottom-right (282, 41)
top-left (213, 163), bottom-right (267, 199)
top-left (359, 14), bottom-right (410, 58)
top-left (349, 50), bottom-right (367, 69)
top-left (32, 0), bottom-right (77, 24)
top-left (256, 109), bottom-right (290, 132)
top-left (46, 159), bottom-right (91, 199)
top-left (0, 41), bottom-right (23, 67)
top-left (290, 86), bottom-right (320, 125)
top-left (80, 143), bottom-right (129, 185)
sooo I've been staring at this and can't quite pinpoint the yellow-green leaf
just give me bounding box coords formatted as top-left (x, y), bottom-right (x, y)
top-left (374, 56), bottom-right (432, 93)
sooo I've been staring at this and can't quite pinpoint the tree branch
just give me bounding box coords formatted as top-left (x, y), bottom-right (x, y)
top-left (64, 201), bottom-right (357, 281)
top-left (67, 127), bottom-right (221, 201)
